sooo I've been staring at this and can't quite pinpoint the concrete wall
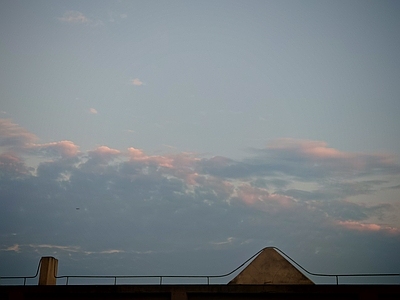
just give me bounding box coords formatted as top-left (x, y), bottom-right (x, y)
top-left (1, 284), bottom-right (400, 300)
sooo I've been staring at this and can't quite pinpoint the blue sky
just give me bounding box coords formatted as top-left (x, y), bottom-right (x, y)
top-left (1, 1), bottom-right (400, 284)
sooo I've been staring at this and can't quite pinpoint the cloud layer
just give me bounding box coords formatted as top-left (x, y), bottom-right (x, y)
top-left (1, 119), bottom-right (399, 279)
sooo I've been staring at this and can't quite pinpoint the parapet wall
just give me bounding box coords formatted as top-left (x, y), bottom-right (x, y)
top-left (2, 284), bottom-right (400, 300)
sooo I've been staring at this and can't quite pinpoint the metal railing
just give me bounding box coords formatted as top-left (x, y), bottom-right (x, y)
top-left (1, 247), bottom-right (399, 285)
top-left (273, 247), bottom-right (400, 285)
top-left (56, 248), bottom-right (265, 285)
top-left (0, 257), bottom-right (43, 286)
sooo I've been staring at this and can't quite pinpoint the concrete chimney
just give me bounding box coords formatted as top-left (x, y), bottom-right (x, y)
top-left (38, 256), bottom-right (58, 285)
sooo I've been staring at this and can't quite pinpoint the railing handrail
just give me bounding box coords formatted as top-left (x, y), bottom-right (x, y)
top-left (273, 247), bottom-right (400, 285)
top-left (0, 257), bottom-right (43, 286)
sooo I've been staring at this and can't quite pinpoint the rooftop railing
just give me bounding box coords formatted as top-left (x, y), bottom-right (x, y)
top-left (1, 247), bottom-right (399, 285)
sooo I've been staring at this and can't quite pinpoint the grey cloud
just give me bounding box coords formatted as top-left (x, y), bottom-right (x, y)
top-left (246, 140), bottom-right (400, 181)
top-left (0, 152), bottom-right (33, 177)
top-left (316, 201), bottom-right (391, 222)
top-left (1, 127), bottom-right (400, 279)
top-left (383, 184), bottom-right (400, 190)
top-left (282, 180), bottom-right (389, 202)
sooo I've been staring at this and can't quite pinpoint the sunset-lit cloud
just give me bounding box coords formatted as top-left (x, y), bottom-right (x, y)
top-left (0, 119), bottom-right (37, 148)
top-left (1, 119), bottom-right (399, 278)
top-left (34, 140), bottom-right (80, 158)
top-left (130, 78), bottom-right (144, 86)
top-left (0, 152), bottom-right (31, 175)
top-left (90, 146), bottom-right (121, 157)
top-left (265, 138), bottom-right (398, 175)
top-left (267, 139), bottom-right (349, 159)
top-left (87, 146), bottom-right (121, 165)
top-left (337, 221), bottom-right (400, 235)
top-left (236, 184), bottom-right (295, 208)
top-left (127, 147), bottom-right (173, 167)
top-left (89, 108), bottom-right (98, 114)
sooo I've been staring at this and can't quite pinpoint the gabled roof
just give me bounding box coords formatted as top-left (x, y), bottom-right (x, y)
top-left (229, 248), bottom-right (314, 285)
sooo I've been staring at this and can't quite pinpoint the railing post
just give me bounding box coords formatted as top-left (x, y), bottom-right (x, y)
top-left (38, 257), bottom-right (58, 285)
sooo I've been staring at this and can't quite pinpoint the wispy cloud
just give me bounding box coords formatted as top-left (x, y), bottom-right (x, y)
top-left (130, 78), bottom-right (144, 86)
top-left (99, 249), bottom-right (125, 254)
top-left (210, 237), bottom-right (235, 246)
top-left (59, 11), bottom-right (102, 26)
top-left (59, 11), bottom-right (90, 24)
top-left (0, 243), bottom-right (130, 255)
top-left (337, 221), bottom-right (400, 235)
top-left (29, 244), bottom-right (81, 253)
top-left (0, 244), bottom-right (20, 252)
top-left (89, 108), bottom-right (98, 114)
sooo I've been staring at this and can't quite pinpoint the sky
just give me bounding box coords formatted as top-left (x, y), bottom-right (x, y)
top-left (1, 0), bottom-right (400, 285)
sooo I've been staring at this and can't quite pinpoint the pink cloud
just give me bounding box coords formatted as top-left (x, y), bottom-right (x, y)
top-left (237, 184), bottom-right (294, 207)
top-left (268, 138), bottom-right (349, 159)
top-left (337, 221), bottom-right (400, 235)
top-left (237, 184), bottom-right (264, 205)
top-left (0, 152), bottom-right (20, 164)
top-left (0, 119), bottom-right (37, 148)
top-left (36, 140), bottom-right (79, 158)
top-left (131, 78), bottom-right (144, 86)
top-left (0, 119), bottom-right (82, 160)
top-left (0, 152), bottom-right (30, 175)
top-left (165, 153), bottom-right (202, 182)
top-left (88, 146), bottom-right (121, 162)
top-left (91, 146), bottom-right (120, 156)
top-left (126, 149), bottom-right (202, 183)
top-left (184, 172), bottom-right (199, 185)
top-left (128, 147), bottom-right (173, 167)
top-left (266, 138), bottom-right (398, 172)
top-left (128, 147), bottom-right (146, 159)
top-left (89, 108), bottom-right (98, 114)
